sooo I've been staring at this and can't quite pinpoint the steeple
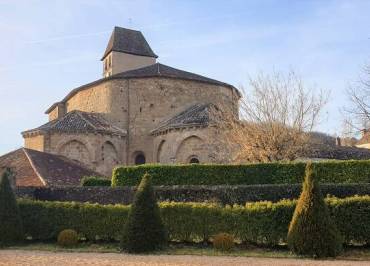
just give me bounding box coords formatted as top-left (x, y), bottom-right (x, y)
top-left (101, 26), bottom-right (157, 77)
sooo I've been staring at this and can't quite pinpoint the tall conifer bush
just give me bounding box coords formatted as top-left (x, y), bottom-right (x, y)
top-left (0, 170), bottom-right (24, 246)
top-left (120, 173), bottom-right (167, 253)
top-left (287, 162), bottom-right (342, 258)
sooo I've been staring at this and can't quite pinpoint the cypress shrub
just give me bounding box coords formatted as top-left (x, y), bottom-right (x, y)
top-left (0, 171), bottom-right (24, 246)
top-left (287, 162), bottom-right (343, 258)
top-left (120, 173), bottom-right (167, 253)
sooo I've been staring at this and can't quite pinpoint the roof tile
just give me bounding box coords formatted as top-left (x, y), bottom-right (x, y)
top-left (102, 26), bottom-right (157, 59)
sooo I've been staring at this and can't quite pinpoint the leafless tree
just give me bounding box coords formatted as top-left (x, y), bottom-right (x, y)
top-left (215, 70), bottom-right (329, 163)
top-left (343, 64), bottom-right (370, 134)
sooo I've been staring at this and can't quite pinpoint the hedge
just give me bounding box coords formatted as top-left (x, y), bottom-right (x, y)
top-left (81, 176), bottom-right (111, 187)
top-left (16, 183), bottom-right (370, 205)
top-left (18, 195), bottom-right (370, 246)
top-left (112, 161), bottom-right (370, 186)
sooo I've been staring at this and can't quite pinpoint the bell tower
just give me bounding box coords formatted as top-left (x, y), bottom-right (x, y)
top-left (101, 26), bottom-right (158, 77)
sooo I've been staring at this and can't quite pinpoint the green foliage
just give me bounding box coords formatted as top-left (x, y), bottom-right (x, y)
top-left (121, 173), bottom-right (167, 253)
top-left (57, 229), bottom-right (78, 247)
top-left (81, 176), bottom-right (111, 186)
top-left (287, 162), bottom-right (343, 258)
top-left (17, 195), bottom-right (370, 246)
top-left (0, 170), bottom-right (24, 246)
top-left (212, 233), bottom-right (234, 251)
top-left (112, 160), bottom-right (370, 186)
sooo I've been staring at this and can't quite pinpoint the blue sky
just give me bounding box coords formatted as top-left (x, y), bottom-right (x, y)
top-left (0, 0), bottom-right (369, 155)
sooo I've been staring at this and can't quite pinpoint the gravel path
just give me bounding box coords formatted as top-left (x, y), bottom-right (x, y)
top-left (0, 250), bottom-right (369, 266)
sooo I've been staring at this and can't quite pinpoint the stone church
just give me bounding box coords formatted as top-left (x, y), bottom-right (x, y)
top-left (16, 26), bottom-right (240, 177)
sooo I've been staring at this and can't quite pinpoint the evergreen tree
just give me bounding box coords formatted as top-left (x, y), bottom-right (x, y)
top-left (287, 162), bottom-right (343, 258)
top-left (120, 173), bottom-right (167, 253)
top-left (0, 170), bottom-right (24, 246)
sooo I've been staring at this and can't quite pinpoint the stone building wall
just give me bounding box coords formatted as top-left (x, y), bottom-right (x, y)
top-left (44, 132), bottom-right (125, 176)
top-left (112, 77), bottom-right (239, 164)
top-left (30, 76), bottom-right (238, 173)
top-left (64, 81), bottom-right (114, 119)
top-left (153, 127), bottom-right (215, 164)
top-left (107, 51), bottom-right (156, 76)
top-left (24, 135), bottom-right (45, 151)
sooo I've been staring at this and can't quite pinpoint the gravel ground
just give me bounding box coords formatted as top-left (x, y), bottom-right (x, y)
top-left (0, 250), bottom-right (369, 266)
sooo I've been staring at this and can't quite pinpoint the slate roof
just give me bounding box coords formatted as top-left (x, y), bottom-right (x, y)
top-left (102, 26), bottom-right (157, 60)
top-left (45, 63), bottom-right (239, 114)
top-left (0, 148), bottom-right (102, 187)
top-left (23, 110), bottom-right (126, 136)
top-left (152, 103), bottom-right (216, 134)
top-left (113, 63), bottom-right (235, 88)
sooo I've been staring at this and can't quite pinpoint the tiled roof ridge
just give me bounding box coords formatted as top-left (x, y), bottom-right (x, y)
top-left (75, 111), bottom-right (96, 129)
top-left (151, 103), bottom-right (214, 134)
top-left (22, 148), bottom-right (47, 186)
top-left (22, 110), bottom-right (126, 137)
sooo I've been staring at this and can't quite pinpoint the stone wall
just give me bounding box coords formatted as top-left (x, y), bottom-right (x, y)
top-left (47, 132), bottom-right (125, 176)
top-left (24, 135), bottom-right (45, 151)
top-left (118, 77), bottom-right (239, 165)
top-left (29, 76), bottom-right (239, 174)
top-left (15, 184), bottom-right (370, 205)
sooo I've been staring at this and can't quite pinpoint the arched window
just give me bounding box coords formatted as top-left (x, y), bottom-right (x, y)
top-left (189, 157), bottom-right (200, 164)
top-left (135, 153), bottom-right (146, 165)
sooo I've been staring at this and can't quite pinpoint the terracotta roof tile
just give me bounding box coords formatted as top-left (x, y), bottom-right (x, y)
top-left (0, 148), bottom-right (102, 187)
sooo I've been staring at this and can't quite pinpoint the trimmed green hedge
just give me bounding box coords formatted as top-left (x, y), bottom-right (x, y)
top-left (18, 195), bottom-right (370, 246)
top-left (112, 161), bottom-right (370, 186)
top-left (81, 176), bottom-right (111, 187)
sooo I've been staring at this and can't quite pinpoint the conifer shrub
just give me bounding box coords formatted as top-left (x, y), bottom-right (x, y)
top-left (57, 229), bottom-right (78, 247)
top-left (287, 162), bottom-right (343, 258)
top-left (120, 173), bottom-right (167, 253)
top-left (0, 170), bottom-right (24, 246)
top-left (213, 233), bottom-right (234, 251)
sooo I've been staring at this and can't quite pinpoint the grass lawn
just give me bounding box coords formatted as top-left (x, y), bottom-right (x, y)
top-left (3, 242), bottom-right (370, 261)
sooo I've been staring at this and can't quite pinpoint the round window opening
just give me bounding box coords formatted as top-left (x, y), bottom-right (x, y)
top-left (135, 153), bottom-right (146, 165)
top-left (189, 157), bottom-right (200, 164)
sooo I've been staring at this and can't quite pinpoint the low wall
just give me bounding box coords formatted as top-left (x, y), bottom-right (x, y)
top-left (15, 183), bottom-right (370, 205)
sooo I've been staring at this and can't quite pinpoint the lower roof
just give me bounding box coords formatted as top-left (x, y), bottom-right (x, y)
top-left (22, 110), bottom-right (126, 137)
top-left (0, 148), bottom-right (102, 187)
top-left (151, 103), bottom-right (216, 135)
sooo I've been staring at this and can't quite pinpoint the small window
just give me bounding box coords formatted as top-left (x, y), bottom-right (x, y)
top-left (189, 157), bottom-right (200, 164)
top-left (135, 153), bottom-right (146, 165)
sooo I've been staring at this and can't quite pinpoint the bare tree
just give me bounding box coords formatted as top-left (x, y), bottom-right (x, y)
top-left (344, 64), bottom-right (370, 134)
top-left (216, 70), bottom-right (329, 163)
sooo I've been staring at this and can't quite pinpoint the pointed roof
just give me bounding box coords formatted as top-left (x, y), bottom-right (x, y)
top-left (0, 148), bottom-right (102, 187)
top-left (151, 103), bottom-right (217, 134)
top-left (23, 110), bottom-right (126, 137)
top-left (101, 26), bottom-right (157, 60)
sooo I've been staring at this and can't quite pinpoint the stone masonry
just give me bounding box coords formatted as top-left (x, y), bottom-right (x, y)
top-left (21, 26), bottom-right (240, 176)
